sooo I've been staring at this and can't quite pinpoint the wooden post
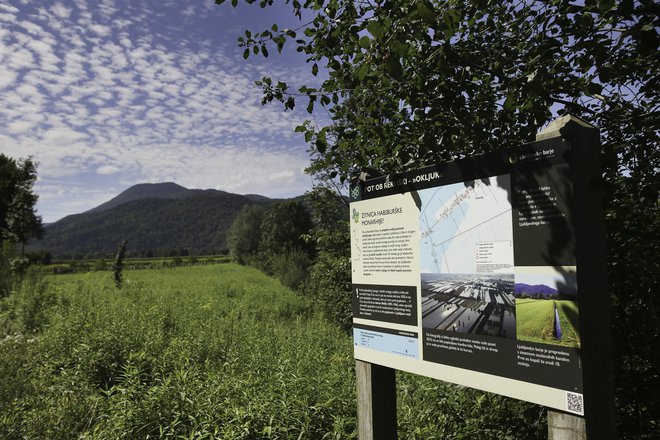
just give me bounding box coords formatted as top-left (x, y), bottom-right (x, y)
top-left (356, 360), bottom-right (397, 439)
top-left (547, 411), bottom-right (586, 440)
top-left (537, 115), bottom-right (617, 440)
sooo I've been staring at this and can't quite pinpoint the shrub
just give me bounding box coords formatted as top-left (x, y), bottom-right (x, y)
top-left (270, 248), bottom-right (312, 291)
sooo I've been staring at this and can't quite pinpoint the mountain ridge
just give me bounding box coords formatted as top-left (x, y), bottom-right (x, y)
top-left (31, 183), bottom-right (290, 258)
top-left (86, 182), bottom-right (231, 214)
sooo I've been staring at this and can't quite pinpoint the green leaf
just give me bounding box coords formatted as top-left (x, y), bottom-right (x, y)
top-left (307, 95), bottom-right (316, 113)
top-left (385, 57), bottom-right (403, 79)
top-left (261, 45), bottom-right (269, 57)
top-left (503, 94), bottom-right (514, 111)
top-left (316, 137), bottom-right (327, 154)
top-left (271, 23), bottom-right (278, 32)
top-left (587, 81), bottom-right (603, 96)
top-left (392, 40), bottom-right (409, 57)
top-left (359, 36), bottom-right (371, 49)
top-left (312, 63), bottom-right (318, 76)
top-left (357, 63), bottom-right (369, 81)
top-left (416, 2), bottom-right (436, 25)
top-left (366, 21), bottom-right (383, 40)
top-left (598, 0), bottom-right (615, 12)
top-left (231, 0), bottom-right (238, 6)
top-left (243, 48), bottom-right (250, 59)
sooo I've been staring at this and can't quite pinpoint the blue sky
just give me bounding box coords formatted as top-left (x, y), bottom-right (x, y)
top-left (0, 0), bottom-right (320, 222)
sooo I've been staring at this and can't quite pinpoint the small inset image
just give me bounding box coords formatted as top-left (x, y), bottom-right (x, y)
top-left (421, 273), bottom-right (516, 339)
top-left (514, 266), bottom-right (580, 348)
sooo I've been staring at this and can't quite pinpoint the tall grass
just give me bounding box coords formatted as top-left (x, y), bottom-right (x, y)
top-left (0, 264), bottom-right (545, 439)
top-left (1, 264), bottom-right (356, 439)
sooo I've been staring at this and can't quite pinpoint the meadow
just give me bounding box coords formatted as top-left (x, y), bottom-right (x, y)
top-left (515, 299), bottom-right (581, 348)
top-left (0, 264), bottom-right (545, 439)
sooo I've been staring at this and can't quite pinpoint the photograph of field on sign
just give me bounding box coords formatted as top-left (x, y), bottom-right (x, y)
top-left (419, 175), bottom-right (516, 339)
top-left (514, 267), bottom-right (581, 348)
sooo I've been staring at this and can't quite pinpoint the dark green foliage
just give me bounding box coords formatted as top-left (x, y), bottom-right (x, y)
top-left (0, 156), bottom-right (42, 242)
top-left (227, 204), bottom-right (266, 264)
top-left (0, 155), bottom-right (43, 253)
top-left (304, 187), bottom-right (352, 331)
top-left (0, 243), bottom-right (14, 298)
top-left (607, 175), bottom-right (660, 438)
top-left (111, 240), bottom-right (128, 289)
top-left (259, 200), bottom-right (314, 259)
top-left (230, 200), bottom-right (316, 290)
top-left (397, 373), bottom-right (546, 439)
top-left (270, 248), bottom-right (313, 291)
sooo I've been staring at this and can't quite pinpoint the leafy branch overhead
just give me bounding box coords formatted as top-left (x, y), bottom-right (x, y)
top-left (217, 0), bottom-right (657, 188)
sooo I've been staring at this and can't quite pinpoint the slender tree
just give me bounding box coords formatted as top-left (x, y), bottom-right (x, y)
top-left (0, 154), bottom-right (44, 254)
top-left (227, 204), bottom-right (266, 264)
top-left (112, 240), bottom-right (128, 289)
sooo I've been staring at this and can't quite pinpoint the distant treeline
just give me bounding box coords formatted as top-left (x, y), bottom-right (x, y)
top-left (41, 255), bottom-right (232, 275)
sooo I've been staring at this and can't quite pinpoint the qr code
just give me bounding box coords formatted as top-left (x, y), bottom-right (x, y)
top-left (566, 392), bottom-right (584, 415)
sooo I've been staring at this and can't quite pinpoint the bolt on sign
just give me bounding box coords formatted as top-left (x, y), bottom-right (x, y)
top-left (350, 138), bottom-right (589, 415)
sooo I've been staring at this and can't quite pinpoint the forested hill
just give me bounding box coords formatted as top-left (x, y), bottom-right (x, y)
top-left (31, 183), bottom-right (285, 258)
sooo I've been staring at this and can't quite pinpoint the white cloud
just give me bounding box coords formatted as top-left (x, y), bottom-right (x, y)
top-left (0, 66), bottom-right (17, 89)
top-left (96, 165), bottom-right (121, 175)
top-left (51, 2), bottom-right (71, 19)
top-left (42, 127), bottom-right (87, 146)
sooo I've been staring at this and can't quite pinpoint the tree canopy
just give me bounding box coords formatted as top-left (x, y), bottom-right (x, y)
top-left (0, 154), bottom-right (43, 253)
top-left (227, 204), bottom-right (266, 264)
top-left (218, 0), bottom-right (657, 185)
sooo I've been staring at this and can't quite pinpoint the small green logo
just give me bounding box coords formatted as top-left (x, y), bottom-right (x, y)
top-left (352, 208), bottom-right (360, 224)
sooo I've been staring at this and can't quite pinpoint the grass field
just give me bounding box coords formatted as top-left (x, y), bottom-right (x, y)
top-left (515, 299), bottom-right (581, 348)
top-left (0, 264), bottom-right (546, 439)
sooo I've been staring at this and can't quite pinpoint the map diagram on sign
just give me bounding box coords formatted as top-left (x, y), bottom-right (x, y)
top-left (418, 175), bottom-right (517, 339)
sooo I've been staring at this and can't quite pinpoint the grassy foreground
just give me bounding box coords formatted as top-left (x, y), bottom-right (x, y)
top-left (0, 264), bottom-right (546, 439)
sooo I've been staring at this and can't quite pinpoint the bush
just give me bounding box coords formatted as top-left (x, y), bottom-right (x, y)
top-left (270, 248), bottom-right (312, 291)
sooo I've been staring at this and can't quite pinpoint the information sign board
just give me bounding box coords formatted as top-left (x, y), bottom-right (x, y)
top-left (350, 138), bottom-right (586, 415)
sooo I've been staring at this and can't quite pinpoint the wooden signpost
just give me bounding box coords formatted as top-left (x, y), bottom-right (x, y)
top-left (352, 115), bottom-right (616, 439)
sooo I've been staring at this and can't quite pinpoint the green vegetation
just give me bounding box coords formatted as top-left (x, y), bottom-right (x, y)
top-left (1, 154), bottom-right (44, 301)
top-left (0, 154), bottom-right (43, 256)
top-left (0, 265), bottom-right (355, 438)
top-left (228, 200), bottom-right (316, 293)
top-left (0, 264), bottom-right (546, 439)
top-left (41, 255), bottom-right (232, 275)
top-left (112, 240), bottom-right (128, 288)
top-left (516, 299), bottom-right (580, 348)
